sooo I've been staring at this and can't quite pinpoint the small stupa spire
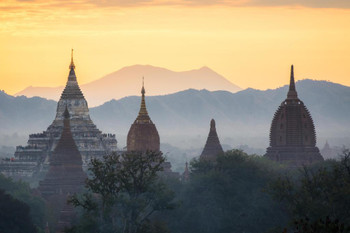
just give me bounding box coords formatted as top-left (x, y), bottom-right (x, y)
top-left (182, 161), bottom-right (190, 182)
top-left (287, 65), bottom-right (298, 99)
top-left (136, 77), bottom-right (150, 123)
top-left (45, 222), bottom-right (50, 233)
top-left (69, 49), bottom-right (75, 70)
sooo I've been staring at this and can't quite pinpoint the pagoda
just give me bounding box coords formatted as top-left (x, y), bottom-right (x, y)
top-left (265, 65), bottom-right (323, 166)
top-left (200, 119), bottom-right (224, 161)
top-left (126, 80), bottom-right (179, 175)
top-left (4, 50), bottom-right (117, 178)
top-left (38, 107), bottom-right (87, 232)
top-left (127, 79), bottom-right (160, 153)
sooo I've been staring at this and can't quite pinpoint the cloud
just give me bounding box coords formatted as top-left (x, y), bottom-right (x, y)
top-left (248, 0), bottom-right (350, 8)
top-left (2, 0), bottom-right (350, 10)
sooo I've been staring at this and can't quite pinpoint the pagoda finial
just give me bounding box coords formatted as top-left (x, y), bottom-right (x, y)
top-left (141, 76), bottom-right (145, 96)
top-left (69, 49), bottom-right (75, 70)
top-left (287, 64), bottom-right (298, 99)
top-left (210, 119), bottom-right (215, 130)
top-left (136, 77), bottom-right (150, 123)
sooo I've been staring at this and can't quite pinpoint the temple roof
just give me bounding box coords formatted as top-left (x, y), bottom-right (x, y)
top-left (266, 65), bottom-right (323, 166)
top-left (200, 119), bottom-right (224, 161)
top-left (127, 79), bottom-right (160, 152)
top-left (135, 78), bottom-right (152, 124)
top-left (60, 50), bottom-right (84, 100)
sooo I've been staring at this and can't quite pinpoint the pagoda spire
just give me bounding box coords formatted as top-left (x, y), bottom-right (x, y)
top-left (136, 77), bottom-right (151, 123)
top-left (67, 49), bottom-right (77, 82)
top-left (287, 65), bottom-right (298, 99)
top-left (69, 49), bottom-right (75, 70)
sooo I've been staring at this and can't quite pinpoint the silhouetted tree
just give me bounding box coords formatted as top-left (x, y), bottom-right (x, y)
top-left (269, 150), bottom-right (350, 230)
top-left (0, 189), bottom-right (37, 233)
top-left (69, 151), bottom-right (175, 233)
top-left (0, 174), bottom-right (46, 230)
top-left (164, 150), bottom-right (288, 233)
top-left (290, 216), bottom-right (350, 233)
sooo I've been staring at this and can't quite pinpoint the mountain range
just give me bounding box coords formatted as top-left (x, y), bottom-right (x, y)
top-left (1, 79), bottom-right (350, 151)
top-left (15, 65), bottom-right (241, 107)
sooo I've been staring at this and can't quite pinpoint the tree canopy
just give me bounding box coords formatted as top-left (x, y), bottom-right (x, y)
top-left (69, 151), bottom-right (176, 233)
top-left (164, 150), bottom-right (288, 233)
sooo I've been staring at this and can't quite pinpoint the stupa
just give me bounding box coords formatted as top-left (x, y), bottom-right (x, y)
top-left (265, 65), bottom-right (323, 166)
top-left (38, 107), bottom-right (87, 232)
top-left (200, 119), bottom-right (224, 161)
top-left (127, 79), bottom-right (160, 153)
top-left (3, 50), bottom-right (118, 178)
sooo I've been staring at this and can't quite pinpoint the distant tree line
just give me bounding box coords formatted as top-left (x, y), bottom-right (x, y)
top-left (1, 149), bottom-right (350, 233)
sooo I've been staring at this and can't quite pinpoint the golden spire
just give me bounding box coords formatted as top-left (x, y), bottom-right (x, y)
top-left (136, 77), bottom-right (150, 123)
top-left (69, 49), bottom-right (75, 70)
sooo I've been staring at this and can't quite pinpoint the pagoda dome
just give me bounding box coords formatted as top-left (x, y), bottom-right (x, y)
top-left (127, 80), bottom-right (160, 153)
top-left (265, 65), bottom-right (323, 166)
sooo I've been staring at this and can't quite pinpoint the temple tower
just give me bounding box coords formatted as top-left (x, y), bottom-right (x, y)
top-left (38, 107), bottom-right (87, 231)
top-left (10, 50), bottom-right (118, 178)
top-left (265, 65), bottom-right (323, 166)
top-left (200, 119), bottom-right (224, 161)
top-left (127, 79), bottom-right (160, 152)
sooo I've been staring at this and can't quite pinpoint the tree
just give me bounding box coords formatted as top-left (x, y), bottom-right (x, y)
top-left (0, 174), bottom-right (46, 230)
top-left (268, 149), bottom-right (350, 230)
top-left (69, 151), bottom-right (176, 233)
top-left (0, 189), bottom-right (37, 233)
top-left (290, 216), bottom-right (350, 233)
top-left (164, 150), bottom-right (288, 233)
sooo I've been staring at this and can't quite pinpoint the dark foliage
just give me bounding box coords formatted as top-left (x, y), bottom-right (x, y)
top-left (164, 149), bottom-right (288, 233)
top-left (269, 150), bottom-right (350, 230)
top-left (289, 216), bottom-right (350, 233)
top-left (0, 189), bottom-right (37, 233)
top-left (0, 174), bottom-right (46, 230)
top-left (69, 151), bottom-right (176, 233)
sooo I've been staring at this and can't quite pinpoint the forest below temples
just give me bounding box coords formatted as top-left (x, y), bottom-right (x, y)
top-left (1, 149), bottom-right (350, 233)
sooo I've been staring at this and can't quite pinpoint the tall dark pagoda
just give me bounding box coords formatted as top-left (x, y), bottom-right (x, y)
top-left (200, 119), bottom-right (224, 161)
top-left (38, 107), bottom-right (87, 231)
top-left (127, 79), bottom-right (160, 153)
top-left (265, 65), bottom-right (323, 166)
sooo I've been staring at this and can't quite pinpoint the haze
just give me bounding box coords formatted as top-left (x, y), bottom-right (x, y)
top-left (0, 0), bottom-right (350, 95)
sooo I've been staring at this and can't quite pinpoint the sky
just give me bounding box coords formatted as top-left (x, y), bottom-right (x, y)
top-left (0, 0), bottom-right (349, 95)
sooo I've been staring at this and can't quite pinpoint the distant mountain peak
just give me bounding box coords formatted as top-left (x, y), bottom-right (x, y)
top-left (15, 65), bottom-right (241, 106)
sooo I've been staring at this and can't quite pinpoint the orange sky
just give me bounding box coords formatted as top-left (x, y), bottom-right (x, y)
top-left (0, 0), bottom-right (349, 95)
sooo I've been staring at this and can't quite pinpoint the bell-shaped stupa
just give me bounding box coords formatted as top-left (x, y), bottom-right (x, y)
top-left (127, 79), bottom-right (160, 153)
top-left (265, 65), bottom-right (323, 166)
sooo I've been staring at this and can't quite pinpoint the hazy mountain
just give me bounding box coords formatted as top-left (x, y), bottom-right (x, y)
top-left (2, 80), bottom-right (350, 151)
top-left (15, 65), bottom-right (241, 107)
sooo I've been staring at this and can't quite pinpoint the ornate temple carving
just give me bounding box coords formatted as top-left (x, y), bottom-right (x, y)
top-left (265, 65), bottom-right (323, 166)
top-left (200, 119), bottom-right (224, 161)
